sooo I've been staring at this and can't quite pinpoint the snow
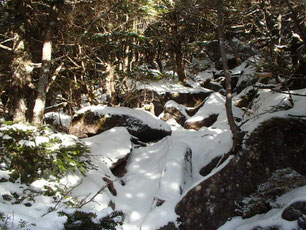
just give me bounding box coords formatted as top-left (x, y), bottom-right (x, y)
top-left (1, 57), bottom-right (306, 230)
top-left (136, 79), bottom-right (212, 95)
top-left (84, 127), bottom-right (132, 169)
top-left (240, 88), bottom-right (306, 133)
top-left (45, 112), bottom-right (72, 129)
top-left (114, 137), bottom-right (192, 230)
top-left (60, 127), bottom-right (132, 208)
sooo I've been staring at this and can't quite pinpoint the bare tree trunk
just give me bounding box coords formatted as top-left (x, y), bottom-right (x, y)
top-left (175, 46), bottom-right (186, 82)
top-left (124, 44), bottom-right (130, 72)
top-left (32, 37), bottom-right (52, 124)
top-left (106, 62), bottom-right (117, 106)
top-left (156, 41), bottom-right (163, 72)
top-left (217, 0), bottom-right (242, 150)
top-left (32, 3), bottom-right (62, 124)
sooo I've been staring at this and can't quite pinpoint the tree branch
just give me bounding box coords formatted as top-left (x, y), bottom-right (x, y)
top-left (0, 43), bottom-right (12, 51)
top-left (84, 1), bottom-right (122, 34)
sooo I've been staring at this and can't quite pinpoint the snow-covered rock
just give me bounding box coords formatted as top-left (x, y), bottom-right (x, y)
top-left (70, 106), bottom-right (172, 142)
top-left (173, 118), bottom-right (306, 230)
top-left (184, 93), bottom-right (225, 130)
top-left (45, 112), bottom-right (71, 132)
top-left (85, 127), bottom-right (132, 177)
top-left (160, 100), bottom-right (190, 126)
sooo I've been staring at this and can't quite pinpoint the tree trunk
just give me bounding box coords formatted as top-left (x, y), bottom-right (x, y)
top-left (32, 38), bottom-right (52, 124)
top-left (32, 3), bottom-right (62, 124)
top-left (11, 33), bottom-right (32, 123)
top-left (175, 46), bottom-right (186, 82)
top-left (106, 62), bottom-right (117, 106)
top-left (217, 0), bottom-right (242, 150)
top-left (156, 41), bottom-right (163, 72)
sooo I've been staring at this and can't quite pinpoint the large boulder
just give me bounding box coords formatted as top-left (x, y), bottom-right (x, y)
top-left (70, 106), bottom-right (172, 142)
top-left (171, 118), bottom-right (306, 230)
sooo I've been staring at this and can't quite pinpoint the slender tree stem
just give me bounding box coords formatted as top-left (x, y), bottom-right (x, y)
top-left (217, 0), bottom-right (242, 150)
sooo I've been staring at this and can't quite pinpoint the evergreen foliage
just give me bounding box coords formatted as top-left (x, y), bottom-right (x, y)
top-left (0, 122), bottom-right (92, 183)
top-left (59, 210), bottom-right (124, 230)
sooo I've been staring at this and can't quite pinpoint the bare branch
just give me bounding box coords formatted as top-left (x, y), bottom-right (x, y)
top-left (77, 179), bottom-right (118, 208)
top-left (84, 1), bottom-right (122, 34)
top-left (0, 43), bottom-right (12, 51)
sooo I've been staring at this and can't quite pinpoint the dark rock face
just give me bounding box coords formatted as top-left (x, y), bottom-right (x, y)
top-left (157, 223), bottom-right (178, 230)
top-left (167, 91), bottom-right (212, 107)
top-left (70, 110), bottom-right (171, 142)
top-left (246, 118), bottom-right (306, 175)
top-left (69, 111), bottom-right (103, 138)
top-left (175, 150), bottom-right (268, 230)
top-left (282, 201), bottom-right (306, 221)
top-left (173, 118), bottom-right (306, 230)
top-left (110, 153), bottom-right (130, 177)
top-left (298, 216), bottom-right (306, 229)
top-left (199, 154), bottom-right (230, 177)
top-left (235, 168), bottom-right (306, 218)
top-left (251, 226), bottom-right (281, 230)
top-left (202, 79), bottom-right (224, 92)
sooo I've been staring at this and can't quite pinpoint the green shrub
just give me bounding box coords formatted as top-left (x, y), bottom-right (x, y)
top-left (59, 210), bottom-right (124, 230)
top-left (0, 122), bottom-right (93, 183)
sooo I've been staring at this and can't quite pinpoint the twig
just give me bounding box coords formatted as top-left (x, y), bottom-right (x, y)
top-left (0, 38), bottom-right (14, 44)
top-left (77, 179), bottom-right (118, 208)
top-left (0, 43), bottom-right (12, 51)
top-left (84, 1), bottom-right (122, 34)
top-left (286, 87), bottom-right (294, 107)
top-left (239, 110), bottom-right (273, 127)
top-left (48, 179), bottom-right (83, 214)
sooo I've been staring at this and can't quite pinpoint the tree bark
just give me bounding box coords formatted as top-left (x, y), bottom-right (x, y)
top-left (106, 62), bottom-right (117, 106)
top-left (32, 38), bottom-right (52, 124)
top-left (175, 46), bottom-right (186, 82)
top-left (32, 3), bottom-right (63, 124)
top-left (217, 0), bottom-right (242, 150)
top-left (11, 33), bottom-right (32, 123)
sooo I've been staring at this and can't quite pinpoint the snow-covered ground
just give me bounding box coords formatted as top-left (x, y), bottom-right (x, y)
top-left (1, 59), bottom-right (306, 230)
